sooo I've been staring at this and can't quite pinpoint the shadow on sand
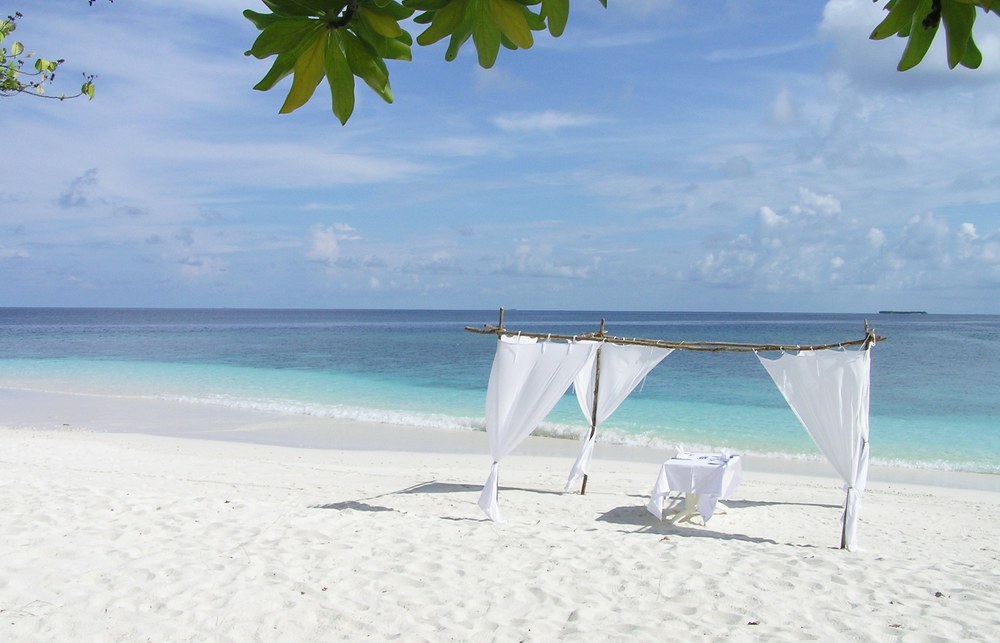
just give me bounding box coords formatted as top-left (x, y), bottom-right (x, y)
top-left (394, 480), bottom-right (563, 497)
top-left (312, 482), bottom-right (836, 547)
top-left (310, 500), bottom-right (396, 513)
top-left (722, 499), bottom-right (841, 510)
top-left (596, 504), bottom-right (833, 548)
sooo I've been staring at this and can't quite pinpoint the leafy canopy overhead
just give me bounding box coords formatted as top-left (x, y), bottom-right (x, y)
top-left (2, 11), bottom-right (95, 100)
top-left (870, 0), bottom-right (994, 71)
top-left (244, 0), bottom-right (995, 124)
top-left (244, 0), bottom-right (605, 124)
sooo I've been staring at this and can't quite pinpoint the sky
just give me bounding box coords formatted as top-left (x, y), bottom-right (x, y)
top-left (4, 0), bottom-right (1000, 313)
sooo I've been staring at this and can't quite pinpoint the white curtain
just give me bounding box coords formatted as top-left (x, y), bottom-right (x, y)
top-left (478, 336), bottom-right (598, 522)
top-left (757, 348), bottom-right (872, 550)
top-left (565, 344), bottom-right (673, 491)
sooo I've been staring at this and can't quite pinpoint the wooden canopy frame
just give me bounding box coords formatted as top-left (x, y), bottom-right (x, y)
top-left (465, 308), bottom-right (882, 352)
top-left (466, 308), bottom-right (885, 542)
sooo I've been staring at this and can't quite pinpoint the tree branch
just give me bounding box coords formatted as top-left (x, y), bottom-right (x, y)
top-left (327, 0), bottom-right (359, 29)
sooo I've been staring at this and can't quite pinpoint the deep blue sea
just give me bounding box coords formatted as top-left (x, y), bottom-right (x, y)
top-left (0, 308), bottom-right (997, 474)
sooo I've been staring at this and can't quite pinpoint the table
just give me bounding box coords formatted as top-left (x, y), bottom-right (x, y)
top-left (647, 453), bottom-right (742, 524)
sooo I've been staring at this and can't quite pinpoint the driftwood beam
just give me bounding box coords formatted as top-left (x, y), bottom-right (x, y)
top-left (464, 321), bottom-right (884, 353)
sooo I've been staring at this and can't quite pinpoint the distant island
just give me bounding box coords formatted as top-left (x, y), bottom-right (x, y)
top-left (878, 310), bottom-right (928, 315)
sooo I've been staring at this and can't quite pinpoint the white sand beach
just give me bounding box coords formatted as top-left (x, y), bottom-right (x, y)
top-left (2, 388), bottom-right (999, 642)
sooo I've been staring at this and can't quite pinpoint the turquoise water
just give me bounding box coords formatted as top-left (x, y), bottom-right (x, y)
top-left (0, 308), bottom-right (997, 473)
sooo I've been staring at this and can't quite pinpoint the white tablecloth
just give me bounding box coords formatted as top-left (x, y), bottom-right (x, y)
top-left (647, 453), bottom-right (743, 523)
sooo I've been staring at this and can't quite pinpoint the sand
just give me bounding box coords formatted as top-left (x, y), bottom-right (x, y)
top-left (1, 388), bottom-right (999, 642)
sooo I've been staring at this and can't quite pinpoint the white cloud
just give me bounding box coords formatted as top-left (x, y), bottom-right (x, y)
top-left (402, 250), bottom-right (463, 275)
top-left (421, 136), bottom-right (497, 158)
top-left (58, 168), bottom-right (100, 209)
top-left (307, 223), bottom-right (360, 267)
top-left (496, 242), bottom-right (594, 280)
top-left (474, 66), bottom-right (527, 92)
top-left (493, 111), bottom-right (600, 133)
top-left (178, 255), bottom-right (226, 278)
top-left (0, 248), bottom-right (30, 259)
top-left (770, 87), bottom-right (799, 127)
top-left (332, 223), bottom-right (360, 239)
top-left (897, 212), bottom-right (950, 260)
top-left (759, 206), bottom-right (787, 227)
top-left (709, 39), bottom-right (817, 63)
top-left (721, 155), bottom-right (755, 179)
top-left (693, 189), bottom-right (1000, 296)
top-left (307, 225), bottom-right (341, 266)
top-left (791, 187), bottom-right (841, 217)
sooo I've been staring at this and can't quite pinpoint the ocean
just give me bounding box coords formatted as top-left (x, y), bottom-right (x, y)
top-left (0, 308), bottom-right (997, 474)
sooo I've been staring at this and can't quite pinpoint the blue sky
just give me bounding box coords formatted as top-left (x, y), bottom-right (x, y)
top-left (5, 0), bottom-right (1000, 313)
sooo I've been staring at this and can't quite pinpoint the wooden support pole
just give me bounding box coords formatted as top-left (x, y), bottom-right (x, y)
top-left (840, 488), bottom-right (850, 550)
top-left (580, 329), bottom-right (603, 495)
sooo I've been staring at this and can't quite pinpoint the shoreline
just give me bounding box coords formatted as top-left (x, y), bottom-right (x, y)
top-left (2, 386), bottom-right (997, 492)
top-left (4, 355), bottom-right (997, 477)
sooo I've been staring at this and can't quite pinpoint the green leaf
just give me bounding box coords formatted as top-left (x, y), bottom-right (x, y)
top-left (279, 32), bottom-right (327, 113)
top-left (249, 18), bottom-right (321, 59)
top-left (472, 2), bottom-right (501, 67)
top-left (370, 0), bottom-right (415, 20)
top-left (82, 80), bottom-right (95, 100)
top-left (940, 0), bottom-right (976, 69)
top-left (243, 9), bottom-right (286, 30)
top-left (251, 25), bottom-right (321, 92)
top-left (897, 0), bottom-right (939, 71)
top-left (960, 36), bottom-right (982, 69)
top-left (404, 0), bottom-right (452, 10)
top-left (35, 58), bottom-right (58, 73)
top-left (11, 41), bottom-right (23, 56)
top-left (541, 0), bottom-right (568, 37)
top-left (361, 7), bottom-right (404, 38)
top-left (417, 0), bottom-right (469, 46)
top-left (253, 50), bottom-right (297, 90)
top-left (523, 8), bottom-right (545, 31)
top-left (445, 24), bottom-right (472, 60)
top-left (260, 0), bottom-right (329, 17)
top-left (382, 36), bottom-right (413, 61)
top-left (342, 30), bottom-right (393, 102)
top-left (871, 0), bottom-right (919, 40)
top-left (305, 0), bottom-right (348, 14)
top-left (489, 0), bottom-right (533, 49)
top-left (325, 32), bottom-right (356, 124)
top-left (351, 17), bottom-right (412, 60)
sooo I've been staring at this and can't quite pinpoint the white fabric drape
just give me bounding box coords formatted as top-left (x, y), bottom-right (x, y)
top-left (565, 344), bottom-right (673, 491)
top-left (478, 336), bottom-right (598, 522)
top-left (757, 348), bottom-right (871, 550)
